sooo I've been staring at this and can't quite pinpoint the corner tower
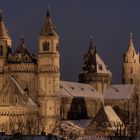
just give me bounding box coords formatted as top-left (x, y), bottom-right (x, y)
top-left (38, 9), bottom-right (60, 133)
top-left (122, 33), bottom-right (140, 85)
top-left (122, 33), bottom-right (140, 103)
top-left (0, 12), bottom-right (12, 67)
top-left (0, 12), bottom-right (12, 92)
top-left (79, 36), bottom-right (112, 93)
top-left (122, 33), bottom-right (140, 123)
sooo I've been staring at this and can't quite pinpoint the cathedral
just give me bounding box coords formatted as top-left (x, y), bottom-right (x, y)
top-left (0, 9), bottom-right (139, 137)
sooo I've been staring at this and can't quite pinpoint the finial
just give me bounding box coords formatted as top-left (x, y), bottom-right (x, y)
top-left (47, 5), bottom-right (50, 17)
top-left (0, 10), bottom-right (3, 21)
top-left (89, 35), bottom-right (94, 49)
top-left (129, 32), bottom-right (133, 43)
top-left (90, 35), bottom-right (93, 40)
top-left (20, 35), bottom-right (25, 45)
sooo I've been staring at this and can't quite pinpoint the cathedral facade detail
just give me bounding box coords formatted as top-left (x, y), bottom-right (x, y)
top-left (0, 9), bottom-right (139, 137)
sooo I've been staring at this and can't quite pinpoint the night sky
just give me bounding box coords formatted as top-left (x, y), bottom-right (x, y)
top-left (1, 0), bottom-right (140, 83)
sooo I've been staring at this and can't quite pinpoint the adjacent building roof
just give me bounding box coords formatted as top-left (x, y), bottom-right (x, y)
top-left (104, 106), bottom-right (123, 126)
top-left (60, 81), bottom-right (104, 100)
top-left (61, 119), bottom-right (92, 130)
top-left (103, 84), bottom-right (135, 100)
top-left (86, 106), bottom-right (123, 133)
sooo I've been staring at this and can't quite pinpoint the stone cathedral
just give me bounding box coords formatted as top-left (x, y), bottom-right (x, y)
top-left (0, 9), bottom-right (139, 136)
top-left (0, 11), bottom-right (60, 134)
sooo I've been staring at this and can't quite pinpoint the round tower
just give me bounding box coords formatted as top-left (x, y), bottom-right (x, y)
top-left (38, 9), bottom-right (60, 133)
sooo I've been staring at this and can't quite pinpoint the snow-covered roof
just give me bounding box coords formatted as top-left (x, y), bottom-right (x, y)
top-left (103, 84), bottom-right (135, 100)
top-left (61, 119), bottom-right (92, 136)
top-left (85, 106), bottom-right (124, 136)
top-left (104, 106), bottom-right (122, 126)
top-left (61, 119), bottom-right (92, 130)
top-left (96, 54), bottom-right (111, 74)
top-left (60, 81), bottom-right (104, 100)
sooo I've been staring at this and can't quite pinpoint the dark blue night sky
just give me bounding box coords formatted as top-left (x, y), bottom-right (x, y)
top-left (1, 0), bottom-right (140, 83)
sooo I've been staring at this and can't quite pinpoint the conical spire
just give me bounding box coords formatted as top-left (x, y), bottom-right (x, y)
top-left (82, 36), bottom-right (111, 74)
top-left (0, 12), bottom-right (2, 22)
top-left (19, 36), bottom-right (25, 47)
top-left (0, 12), bottom-right (11, 40)
top-left (124, 32), bottom-right (139, 63)
top-left (40, 7), bottom-right (58, 37)
top-left (46, 6), bottom-right (50, 17)
top-left (127, 32), bottom-right (136, 54)
top-left (89, 35), bottom-right (93, 49)
top-left (88, 35), bottom-right (96, 54)
top-left (129, 32), bottom-right (134, 47)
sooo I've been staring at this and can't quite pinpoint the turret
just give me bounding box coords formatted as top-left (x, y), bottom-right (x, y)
top-left (122, 33), bottom-right (140, 84)
top-left (123, 33), bottom-right (139, 64)
top-left (79, 36), bottom-right (112, 93)
top-left (0, 12), bottom-right (12, 65)
top-left (0, 12), bottom-right (12, 92)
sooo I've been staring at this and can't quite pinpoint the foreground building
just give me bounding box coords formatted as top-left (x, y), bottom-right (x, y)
top-left (0, 9), bottom-right (138, 137)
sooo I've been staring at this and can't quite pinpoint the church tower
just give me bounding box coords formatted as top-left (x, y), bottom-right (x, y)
top-left (38, 9), bottom-right (60, 133)
top-left (79, 36), bottom-right (112, 93)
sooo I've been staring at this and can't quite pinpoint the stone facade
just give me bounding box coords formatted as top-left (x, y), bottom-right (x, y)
top-left (37, 10), bottom-right (60, 132)
top-left (0, 8), bottom-right (139, 136)
top-left (0, 10), bottom-right (60, 134)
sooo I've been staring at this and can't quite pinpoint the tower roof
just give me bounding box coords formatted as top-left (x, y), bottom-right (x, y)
top-left (0, 12), bottom-right (11, 40)
top-left (124, 33), bottom-right (139, 63)
top-left (40, 8), bottom-right (58, 37)
top-left (82, 36), bottom-right (111, 74)
top-left (127, 32), bottom-right (136, 53)
top-left (7, 37), bottom-right (37, 64)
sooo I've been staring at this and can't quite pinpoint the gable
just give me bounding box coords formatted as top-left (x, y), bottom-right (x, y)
top-left (7, 39), bottom-right (37, 64)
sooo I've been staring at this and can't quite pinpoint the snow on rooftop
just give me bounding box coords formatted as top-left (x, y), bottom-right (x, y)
top-left (61, 119), bottom-right (92, 133)
top-left (104, 106), bottom-right (122, 125)
top-left (103, 84), bottom-right (134, 100)
top-left (96, 54), bottom-right (112, 74)
top-left (104, 106), bottom-right (124, 131)
top-left (60, 81), bottom-right (104, 100)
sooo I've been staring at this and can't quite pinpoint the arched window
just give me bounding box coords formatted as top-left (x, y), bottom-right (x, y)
top-left (42, 41), bottom-right (49, 51)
